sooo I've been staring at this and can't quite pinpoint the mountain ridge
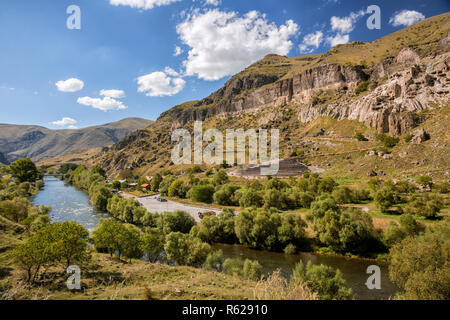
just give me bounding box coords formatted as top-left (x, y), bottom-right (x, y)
top-left (0, 117), bottom-right (153, 162)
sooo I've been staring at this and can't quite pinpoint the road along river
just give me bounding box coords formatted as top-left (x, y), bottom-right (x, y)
top-left (34, 176), bottom-right (398, 300)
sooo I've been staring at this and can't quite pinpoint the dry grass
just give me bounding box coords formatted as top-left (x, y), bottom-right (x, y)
top-left (253, 270), bottom-right (318, 300)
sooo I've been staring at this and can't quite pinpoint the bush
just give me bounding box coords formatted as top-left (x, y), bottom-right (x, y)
top-left (140, 232), bottom-right (164, 263)
top-left (213, 184), bottom-right (240, 206)
top-left (194, 209), bottom-right (237, 244)
top-left (389, 221), bottom-right (450, 299)
top-left (92, 219), bottom-right (142, 261)
top-left (188, 184), bottom-right (215, 203)
top-left (164, 232), bottom-right (211, 267)
top-left (417, 176), bottom-right (433, 189)
top-left (243, 259), bottom-right (263, 281)
top-left (203, 250), bottom-right (224, 272)
top-left (284, 243), bottom-right (297, 255)
top-left (354, 132), bottom-right (368, 141)
top-left (223, 258), bottom-right (262, 280)
top-left (376, 134), bottom-right (400, 148)
top-left (404, 194), bottom-right (443, 220)
top-left (293, 261), bottom-right (354, 300)
top-left (238, 188), bottom-right (263, 208)
top-left (374, 188), bottom-right (396, 213)
top-left (158, 210), bottom-right (195, 234)
top-left (355, 81), bottom-right (369, 94)
top-left (235, 208), bottom-right (307, 251)
top-left (307, 198), bottom-right (381, 254)
top-left (212, 170), bottom-right (229, 186)
top-left (384, 214), bottom-right (423, 247)
top-left (159, 175), bottom-right (176, 196)
top-left (168, 179), bottom-right (188, 198)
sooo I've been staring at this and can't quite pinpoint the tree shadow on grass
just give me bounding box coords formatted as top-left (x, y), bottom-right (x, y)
top-left (0, 267), bottom-right (12, 280)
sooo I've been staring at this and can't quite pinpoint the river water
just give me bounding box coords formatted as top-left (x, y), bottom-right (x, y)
top-left (34, 176), bottom-right (397, 300)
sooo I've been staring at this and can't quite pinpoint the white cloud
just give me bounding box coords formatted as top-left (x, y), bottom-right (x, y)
top-left (77, 96), bottom-right (127, 111)
top-left (176, 9), bottom-right (298, 81)
top-left (100, 89), bottom-right (126, 98)
top-left (174, 46), bottom-right (183, 56)
top-left (327, 33), bottom-right (350, 47)
top-left (55, 78), bottom-right (84, 93)
top-left (299, 31), bottom-right (324, 53)
top-left (389, 10), bottom-right (425, 27)
top-left (137, 69), bottom-right (186, 97)
top-left (164, 67), bottom-right (180, 77)
top-left (330, 10), bottom-right (365, 34)
top-left (51, 117), bottom-right (78, 127)
top-left (109, 0), bottom-right (182, 10)
top-left (204, 0), bottom-right (220, 5)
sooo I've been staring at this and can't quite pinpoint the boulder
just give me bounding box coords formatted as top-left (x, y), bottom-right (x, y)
top-left (411, 129), bottom-right (430, 144)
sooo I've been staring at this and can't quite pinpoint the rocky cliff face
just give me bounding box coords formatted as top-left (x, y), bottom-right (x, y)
top-left (298, 50), bottom-right (450, 135)
top-left (164, 45), bottom-right (449, 136)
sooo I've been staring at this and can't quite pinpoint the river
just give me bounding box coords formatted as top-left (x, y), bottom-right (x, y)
top-left (34, 176), bottom-right (397, 300)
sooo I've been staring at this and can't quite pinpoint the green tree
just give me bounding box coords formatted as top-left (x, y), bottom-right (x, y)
top-left (212, 170), bottom-right (229, 186)
top-left (91, 165), bottom-right (106, 177)
top-left (151, 173), bottom-right (163, 192)
top-left (168, 179), bottom-right (188, 198)
top-left (159, 210), bottom-right (195, 234)
top-left (188, 184), bottom-right (215, 203)
top-left (293, 261), bottom-right (354, 300)
top-left (51, 222), bottom-right (90, 268)
top-left (389, 221), bottom-right (450, 300)
top-left (203, 250), bottom-right (224, 272)
top-left (141, 232), bottom-right (164, 263)
top-left (164, 232), bottom-right (211, 267)
top-left (9, 158), bottom-right (39, 183)
top-left (374, 188), bottom-right (396, 213)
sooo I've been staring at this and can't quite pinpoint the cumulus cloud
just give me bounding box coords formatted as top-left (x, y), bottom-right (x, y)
top-left (100, 89), bottom-right (126, 98)
top-left (299, 31), bottom-right (324, 53)
top-left (389, 10), bottom-right (425, 27)
top-left (327, 33), bottom-right (350, 47)
top-left (137, 69), bottom-right (186, 97)
top-left (77, 96), bottom-right (127, 111)
top-left (55, 78), bottom-right (84, 93)
top-left (176, 9), bottom-right (298, 81)
top-left (174, 46), bottom-right (183, 56)
top-left (51, 117), bottom-right (78, 127)
top-left (330, 10), bottom-right (364, 34)
top-left (109, 0), bottom-right (182, 10)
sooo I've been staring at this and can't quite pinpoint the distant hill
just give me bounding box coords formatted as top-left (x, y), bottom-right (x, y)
top-left (0, 118), bottom-right (153, 162)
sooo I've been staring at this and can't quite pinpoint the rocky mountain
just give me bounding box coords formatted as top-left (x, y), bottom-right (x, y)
top-left (0, 118), bottom-right (153, 162)
top-left (92, 13), bottom-right (449, 179)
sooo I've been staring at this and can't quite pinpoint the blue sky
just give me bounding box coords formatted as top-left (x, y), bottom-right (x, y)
top-left (0, 0), bottom-right (448, 129)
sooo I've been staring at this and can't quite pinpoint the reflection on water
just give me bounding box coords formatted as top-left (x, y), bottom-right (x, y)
top-left (34, 177), bottom-right (397, 300)
top-left (213, 244), bottom-right (398, 300)
top-left (33, 176), bottom-right (110, 231)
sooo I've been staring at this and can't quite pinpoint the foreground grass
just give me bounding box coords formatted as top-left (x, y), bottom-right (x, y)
top-left (0, 251), bottom-right (258, 300)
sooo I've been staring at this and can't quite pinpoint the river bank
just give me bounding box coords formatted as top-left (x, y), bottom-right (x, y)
top-left (33, 176), bottom-right (398, 299)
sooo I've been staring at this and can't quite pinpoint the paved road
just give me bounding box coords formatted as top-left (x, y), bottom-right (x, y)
top-left (120, 193), bottom-right (221, 223)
